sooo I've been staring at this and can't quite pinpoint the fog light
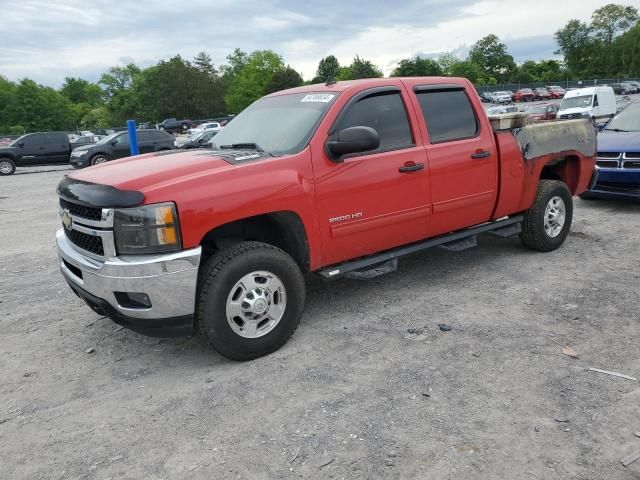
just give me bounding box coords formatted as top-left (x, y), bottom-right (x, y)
top-left (114, 292), bottom-right (152, 309)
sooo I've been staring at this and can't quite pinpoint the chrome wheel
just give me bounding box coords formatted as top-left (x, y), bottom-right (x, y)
top-left (0, 160), bottom-right (13, 174)
top-left (226, 270), bottom-right (287, 339)
top-left (544, 196), bottom-right (566, 238)
top-left (92, 156), bottom-right (107, 165)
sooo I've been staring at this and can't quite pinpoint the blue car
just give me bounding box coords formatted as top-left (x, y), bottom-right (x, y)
top-left (583, 101), bottom-right (640, 200)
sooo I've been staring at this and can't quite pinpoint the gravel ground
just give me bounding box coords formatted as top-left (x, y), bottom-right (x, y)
top-left (1, 165), bottom-right (640, 480)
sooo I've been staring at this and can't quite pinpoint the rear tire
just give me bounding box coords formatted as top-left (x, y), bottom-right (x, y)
top-left (520, 180), bottom-right (573, 252)
top-left (0, 158), bottom-right (16, 175)
top-left (196, 241), bottom-right (306, 361)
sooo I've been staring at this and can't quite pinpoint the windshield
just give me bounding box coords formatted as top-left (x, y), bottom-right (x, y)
top-left (9, 134), bottom-right (28, 146)
top-left (604, 104), bottom-right (640, 132)
top-left (96, 132), bottom-right (121, 144)
top-left (526, 106), bottom-right (547, 114)
top-left (495, 92), bottom-right (509, 96)
top-left (560, 95), bottom-right (593, 110)
top-left (211, 92), bottom-right (337, 155)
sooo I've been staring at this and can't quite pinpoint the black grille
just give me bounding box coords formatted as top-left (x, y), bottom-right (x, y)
top-left (560, 113), bottom-right (582, 119)
top-left (625, 152), bottom-right (640, 159)
top-left (596, 160), bottom-right (619, 168)
top-left (623, 161), bottom-right (640, 169)
top-left (597, 152), bottom-right (621, 159)
top-left (59, 198), bottom-right (102, 221)
top-left (64, 228), bottom-right (104, 256)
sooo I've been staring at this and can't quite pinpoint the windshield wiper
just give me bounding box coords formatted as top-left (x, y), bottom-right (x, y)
top-left (219, 142), bottom-right (264, 152)
top-left (603, 128), bottom-right (629, 132)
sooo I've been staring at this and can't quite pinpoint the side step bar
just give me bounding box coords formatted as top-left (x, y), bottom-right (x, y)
top-left (318, 215), bottom-right (523, 279)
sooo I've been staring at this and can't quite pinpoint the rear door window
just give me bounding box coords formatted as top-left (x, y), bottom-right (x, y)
top-left (337, 92), bottom-right (413, 152)
top-left (415, 89), bottom-right (479, 143)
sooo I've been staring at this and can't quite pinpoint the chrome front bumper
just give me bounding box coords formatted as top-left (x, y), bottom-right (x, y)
top-left (56, 229), bottom-right (201, 325)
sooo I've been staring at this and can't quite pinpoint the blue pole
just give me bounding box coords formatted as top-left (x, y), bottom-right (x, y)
top-left (127, 120), bottom-right (139, 156)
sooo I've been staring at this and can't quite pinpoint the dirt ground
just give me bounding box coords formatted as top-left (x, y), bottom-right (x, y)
top-left (1, 165), bottom-right (639, 480)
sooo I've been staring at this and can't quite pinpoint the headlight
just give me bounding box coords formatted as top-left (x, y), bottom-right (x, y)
top-left (71, 150), bottom-right (84, 157)
top-left (114, 202), bottom-right (181, 255)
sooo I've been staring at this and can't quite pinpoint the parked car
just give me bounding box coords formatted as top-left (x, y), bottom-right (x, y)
top-left (620, 82), bottom-right (638, 94)
top-left (610, 83), bottom-right (634, 95)
top-left (0, 132), bottom-right (75, 175)
top-left (533, 88), bottom-right (551, 100)
top-left (491, 91), bottom-right (512, 104)
top-left (486, 105), bottom-right (519, 115)
top-left (547, 86), bottom-right (566, 98)
top-left (187, 122), bottom-right (222, 137)
top-left (178, 130), bottom-right (219, 149)
top-left (55, 76), bottom-right (596, 360)
top-left (157, 118), bottom-right (192, 134)
top-left (513, 89), bottom-right (535, 102)
top-left (524, 103), bottom-right (560, 122)
top-left (582, 101), bottom-right (640, 200)
top-left (478, 91), bottom-right (492, 103)
top-left (69, 129), bottom-right (175, 168)
top-left (71, 135), bottom-right (101, 148)
top-left (557, 86), bottom-right (616, 123)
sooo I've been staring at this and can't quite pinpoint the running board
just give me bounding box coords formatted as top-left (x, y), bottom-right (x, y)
top-left (318, 215), bottom-right (523, 279)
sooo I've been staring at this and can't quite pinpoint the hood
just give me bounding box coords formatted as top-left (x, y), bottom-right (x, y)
top-left (558, 106), bottom-right (590, 115)
top-left (0, 146), bottom-right (19, 154)
top-left (72, 144), bottom-right (94, 152)
top-left (597, 130), bottom-right (640, 153)
top-left (67, 149), bottom-right (266, 196)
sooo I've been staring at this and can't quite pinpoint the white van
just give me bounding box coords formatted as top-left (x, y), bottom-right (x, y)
top-left (556, 86), bottom-right (616, 122)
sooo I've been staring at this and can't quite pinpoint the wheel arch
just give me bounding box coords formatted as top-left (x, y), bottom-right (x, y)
top-left (539, 154), bottom-right (581, 194)
top-left (199, 211), bottom-right (310, 272)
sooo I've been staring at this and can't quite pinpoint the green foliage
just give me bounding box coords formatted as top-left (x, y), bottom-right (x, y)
top-left (437, 52), bottom-right (459, 76)
top-left (224, 50), bottom-right (287, 112)
top-left (313, 55), bottom-right (341, 83)
top-left (8, 125), bottom-right (25, 135)
top-left (340, 56), bottom-right (383, 80)
top-left (265, 67), bottom-right (303, 94)
top-left (390, 56), bottom-right (443, 77)
top-left (81, 106), bottom-right (113, 129)
top-left (555, 4), bottom-right (640, 78)
top-left (468, 34), bottom-right (516, 83)
top-left (449, 60), bottom-right (484, 83)
top-left (60, 77), bottom-right (103, 105)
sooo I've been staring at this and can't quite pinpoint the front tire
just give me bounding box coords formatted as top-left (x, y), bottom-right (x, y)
top-left (90, 154), bottom-right (109, 166)
top-left (0, 158), bottom-right (16, 175)
top-left (520, 180), bottom-right (573, 252)
top-left (196, 241), bottom-right (306, 361)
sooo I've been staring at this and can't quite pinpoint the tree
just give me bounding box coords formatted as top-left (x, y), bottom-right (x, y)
top-left (468, 35), bottom-right (516, 83)
top-left (341, 55), bottom-right (383, 80)
top-left (449, 60), bottom-right (484, 83)
top-left (437, 52), bottom-right (460, 76)
top-left (81, 106), bottom-right (112, 128)
top-left (313, 55), bottom-right (340, 83)
top-left (591, 4), bottom-right (639, 44)
top-left (99, 64), bottom-right (141, 100)
top-left (265, 67), bottom-right (303, 93)
top-left (224, 50), bottom-right (286, 112)
top-left (60, 77), bottom-right (103, 105)
top-left (554, 20), bottom-right (596, 76)
top-left (391, 56), bottom-right (443, 77)
top-left (193, 51), bottom-right (218, 79)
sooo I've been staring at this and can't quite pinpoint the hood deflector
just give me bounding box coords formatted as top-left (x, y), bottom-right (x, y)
top-left (57, 176), bottom-right (144, 208)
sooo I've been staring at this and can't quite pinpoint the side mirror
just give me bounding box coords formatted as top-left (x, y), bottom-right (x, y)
top-left (18, 142), bottom-right (24, 148)
top-left (111, 141), bottom-right (117, 146)
top-left (326, 126), bottom-right (380, 162)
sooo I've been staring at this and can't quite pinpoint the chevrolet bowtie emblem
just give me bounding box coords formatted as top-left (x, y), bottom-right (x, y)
top-left (61, 209), bottom-right (73, 231)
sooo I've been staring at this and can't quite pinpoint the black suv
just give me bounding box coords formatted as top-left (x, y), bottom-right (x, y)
top-left (0, 132), bottom-right (74, 175)
top-left (70, 129), bottom-right (175, 168)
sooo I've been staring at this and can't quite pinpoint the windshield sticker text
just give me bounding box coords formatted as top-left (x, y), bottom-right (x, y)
top-left (301, 94), bottom-right (335, 103)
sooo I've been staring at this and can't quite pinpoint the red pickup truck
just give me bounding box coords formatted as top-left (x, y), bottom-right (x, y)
top-left (56, 77), bottom-right (597, 360)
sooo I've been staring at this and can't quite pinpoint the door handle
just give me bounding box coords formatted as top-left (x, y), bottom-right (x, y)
top-left (471, 150), bottom-right (491, 159)
top-left (399, 162), bottom-right (425, 173)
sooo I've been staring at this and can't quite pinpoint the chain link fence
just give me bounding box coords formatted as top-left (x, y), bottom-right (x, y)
top-left (476, 78), bottom-right (640, 93)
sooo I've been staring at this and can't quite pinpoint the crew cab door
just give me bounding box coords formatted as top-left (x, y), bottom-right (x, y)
top-left (18, 134), bottom-right (48, 165)
top-left (311, 85), bottom-right (431, 265)
top-left (46, 133), bottom-right (71, 163)
top-left (409, 83), bottom-right (498, 234)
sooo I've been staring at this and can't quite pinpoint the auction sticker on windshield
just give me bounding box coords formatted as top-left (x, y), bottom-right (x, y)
top-left (301, 94), bottom-right (335, 103)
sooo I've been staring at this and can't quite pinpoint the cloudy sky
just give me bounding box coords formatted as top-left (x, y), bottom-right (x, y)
top-left (0, 0), bottom-right (613, 87)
